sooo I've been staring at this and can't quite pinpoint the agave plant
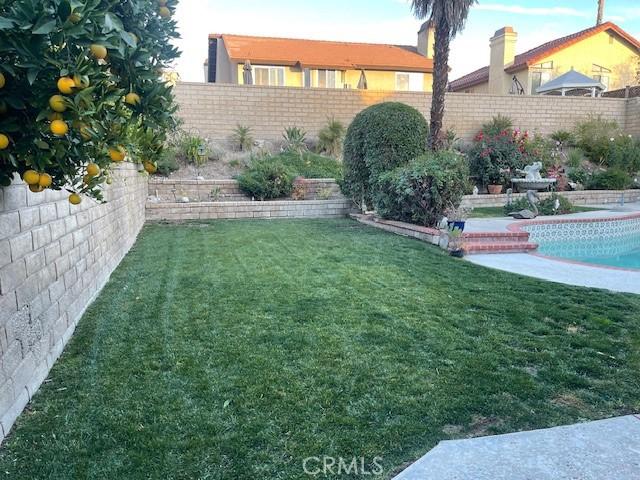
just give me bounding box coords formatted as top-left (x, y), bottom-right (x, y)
top-left (282, 126), bottom-right (308, 154)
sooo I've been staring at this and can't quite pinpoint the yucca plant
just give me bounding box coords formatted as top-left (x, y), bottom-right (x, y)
top-left (317, 118), bottom-right (345, 158)
top-left (231, 124), bottom-right (253, 152)
top-left (282, 126), bottom-right (308, 154)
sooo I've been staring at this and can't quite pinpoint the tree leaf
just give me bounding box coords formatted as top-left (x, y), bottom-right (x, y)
top-left (27, 68), bottom-right (40, 85)
top-left (32, 18), bottom-right (57, 35)
top-left (104, 13), bottom-right (123, 33)
top-left (0, 16), bottom-right (15, 30)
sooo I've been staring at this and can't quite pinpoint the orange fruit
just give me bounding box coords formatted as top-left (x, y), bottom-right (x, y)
top-left (109, 146), bottom-right (126, 162)
top-left (49, 95), bottom-right (67, 112)
top-left (106, 177), bottom-right (113, 185)
top-left (0, 73), bottom-right (5, 89)
top-left (143, 161), bottom-right (157, 174)
top-left (23, 170), bottom-right (40, 185)
top-left (57, 77), bottom-right (76, 94)
top-left (159, 6), bottom-right (171, 18)
top-left (38, 173), bottom-right (53, 188)
top-left (125, 92), bottom-right (141, 105)
top-left (90, 44), bottom-right (108, 60)
top-left (50, 119), bottom-right (69, 136)
top-left (86, 163), bottom-right (100, 177)
top-left (69, 193), bottom-right (82, 205)
top-left (0, 133), bottom-right (9, 150)
top-left (68, 12), bottom-right (81, 23)
top-left (29, 184), bottom-right (45, 193)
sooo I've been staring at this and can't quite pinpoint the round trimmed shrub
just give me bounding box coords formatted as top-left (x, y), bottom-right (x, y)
top-left (375, 150), bottom-right (469, 227)
top-left (342, 102), bottom-right (428, 207)
top-left (237, 160), bottom-right (295, 200)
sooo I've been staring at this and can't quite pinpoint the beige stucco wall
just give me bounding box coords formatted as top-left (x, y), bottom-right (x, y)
top-left (174, 82), bottom-right (631, 144)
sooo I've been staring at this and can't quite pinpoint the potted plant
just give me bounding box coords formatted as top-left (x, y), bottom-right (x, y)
top-left (445, 204), bottom-right (471, 232)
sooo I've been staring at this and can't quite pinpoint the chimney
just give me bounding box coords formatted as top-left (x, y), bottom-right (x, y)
top-left (488, 26), bottom-right (517, 94)
top-left (417, 21), bottom-right (436, 58)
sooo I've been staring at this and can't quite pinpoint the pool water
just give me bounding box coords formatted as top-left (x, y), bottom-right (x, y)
top-left (537, 240), bottom-right (640, 269)
top-left (523, 216), bottom-right (640, 270)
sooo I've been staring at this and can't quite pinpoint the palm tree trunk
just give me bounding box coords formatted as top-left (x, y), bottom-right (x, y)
top-left (429, 22), bottom-right (451, 150)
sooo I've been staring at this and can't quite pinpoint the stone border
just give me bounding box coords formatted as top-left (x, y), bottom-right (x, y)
top-left (462, 190), bottom-right (639, 208)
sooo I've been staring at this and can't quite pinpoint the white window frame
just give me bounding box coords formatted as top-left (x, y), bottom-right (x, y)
top-left (252, 65), bottom-right (286, 87)
top-left (315, 69), bottom-right (343, 89)
top-left (395, 72), bottom-right (424, 92)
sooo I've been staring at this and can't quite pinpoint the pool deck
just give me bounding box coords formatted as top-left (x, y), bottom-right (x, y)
top-left (465, 203), bottom-right (640, 295)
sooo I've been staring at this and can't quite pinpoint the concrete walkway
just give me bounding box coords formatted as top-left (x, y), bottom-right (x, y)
top-left (394, 415), bottom-right (640, 480)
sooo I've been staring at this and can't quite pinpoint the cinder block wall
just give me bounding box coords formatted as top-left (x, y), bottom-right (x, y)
top-left (626, 98), bottom-right (640, 137)
top-left (0, 163), bottom-right (147, 442)
top-left (174, 83), bottom-right (631, 144)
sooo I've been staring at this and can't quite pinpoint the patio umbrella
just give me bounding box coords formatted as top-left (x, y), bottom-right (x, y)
top-left (243, 60), bottom-right (253, 85)
top-left (357, 69), bottom-right (368, 90)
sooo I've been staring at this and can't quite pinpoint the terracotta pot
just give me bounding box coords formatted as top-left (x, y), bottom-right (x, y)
top-left (487, 184), bottom-right (504, 195)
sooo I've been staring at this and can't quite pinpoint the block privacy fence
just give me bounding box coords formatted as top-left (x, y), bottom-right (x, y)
top-left (173, 82), bottom-right (639, 144)
top-left (0, 164), bottom-right (147, 442)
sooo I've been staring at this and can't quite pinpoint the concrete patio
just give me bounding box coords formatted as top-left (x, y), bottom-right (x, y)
top-left (394, 415), bottom-right (640, 480)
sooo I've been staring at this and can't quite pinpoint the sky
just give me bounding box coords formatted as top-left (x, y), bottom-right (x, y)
top-left (172, 0), bottom-right (640, 83)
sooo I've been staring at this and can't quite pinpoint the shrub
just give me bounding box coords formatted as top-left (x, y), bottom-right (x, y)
top-left (375, 151), bottom-right (469, 227)
top-left (343, 102), bottom-right (428, 207)
top-left (237, 160), bottom-right (294, 200)
top-left (608, 135), bottom-right (640, 172)
top-left (481, 115), bottom-right (513, 136)
top-left (155, 148), bottom-right (179, 176)
top-left (550, 130), bottom-right (575, 147)
top-left (317, 118), bottom-right (346, 158)
top-left (504, 193), bottom-right (574, 216)
top-left (0, 0), bottom-right (179, 201)
top-left (175, 132), bottom-right (208, 166)
top-left (231, 124), bottom-right (253, 152)
top-left (282, 127), bottom-right (308, 154)
top-left (468, 130), bottom-right (527, 186)
top-left (574, 116), bottom-right (620, 164)
top-left (587, 169), bottom-right (632, 190)
top-left (252, 152), bottom-right (342, 180)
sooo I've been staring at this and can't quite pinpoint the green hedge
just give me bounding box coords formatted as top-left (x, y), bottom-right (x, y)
top-left (342, 102), bottom-right (428, 207)
top-left (375, 151), bottom-right (469, 227)
top-left (272, 152), bottom-right (342, 179)
top-left (237, 160), bottom-right (295, 200)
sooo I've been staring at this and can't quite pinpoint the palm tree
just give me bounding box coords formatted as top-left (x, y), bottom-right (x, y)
top-left (411, 0), bottom-right (477, 150)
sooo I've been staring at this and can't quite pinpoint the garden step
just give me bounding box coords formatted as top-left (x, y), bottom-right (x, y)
top-left (463, 241), bottom-right (538, 254)
top-left (463, 232), bottom-right (530, 243)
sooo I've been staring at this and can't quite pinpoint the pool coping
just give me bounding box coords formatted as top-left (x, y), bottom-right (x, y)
top-left (506, 212), bottom-right (640, 273)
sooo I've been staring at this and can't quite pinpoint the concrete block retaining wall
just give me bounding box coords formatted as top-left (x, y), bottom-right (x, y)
top-left (0, 164), bottom-right (147, 442)
top-left (146, 199), bottom-right (354, 221)
top-left (149, 178), bottom-right (342, 202)
top-left (461, 190), bottom-right (640, 208)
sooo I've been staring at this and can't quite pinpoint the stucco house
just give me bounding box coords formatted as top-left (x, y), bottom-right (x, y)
top-left (205, 23), bottom-right (435, 92)
top-left (450, 22), bottom-right (640, 95)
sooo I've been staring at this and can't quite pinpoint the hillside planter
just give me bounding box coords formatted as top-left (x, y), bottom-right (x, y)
top-left (488, 184), bottom-right (504, 195)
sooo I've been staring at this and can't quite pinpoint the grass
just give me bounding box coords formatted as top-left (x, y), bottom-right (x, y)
top-left (470, 205), bottom-right (603, 218)
top-left (1, 219), bottom-right (639, 479)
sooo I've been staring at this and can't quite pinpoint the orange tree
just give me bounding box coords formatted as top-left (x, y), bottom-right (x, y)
top-left (0, 0), bottom-right (179, 203)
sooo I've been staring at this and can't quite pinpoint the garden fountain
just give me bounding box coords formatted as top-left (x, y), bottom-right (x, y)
top-left (511, 162), bottom-right (557, 192)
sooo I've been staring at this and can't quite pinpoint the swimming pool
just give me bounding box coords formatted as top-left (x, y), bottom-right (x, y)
top-left (518, 214), bottom-right (640, 270)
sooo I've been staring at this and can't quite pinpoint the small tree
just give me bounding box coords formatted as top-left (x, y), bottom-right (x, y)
top-left (0, 0), bottom-right (180, 203)
top-left (411, 0), bottom-right (477, 150)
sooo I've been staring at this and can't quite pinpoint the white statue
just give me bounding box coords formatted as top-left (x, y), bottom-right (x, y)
top-left (519, 162), bottom-right (544, 181)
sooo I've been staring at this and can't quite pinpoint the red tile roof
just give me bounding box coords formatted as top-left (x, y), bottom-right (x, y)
top-left (450, 22), bottom-right (640, 91)
top-left (210, 34), bottom-right (433, 73)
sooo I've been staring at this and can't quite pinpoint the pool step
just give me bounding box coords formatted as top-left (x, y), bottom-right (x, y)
top-left (462, 232), bottom-right (538, 254)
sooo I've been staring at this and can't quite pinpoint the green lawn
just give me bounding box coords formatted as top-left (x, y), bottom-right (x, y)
top-left (1, 219), bottom-right (639, 479)
top-left (470, 205), bottom-right (603, 218)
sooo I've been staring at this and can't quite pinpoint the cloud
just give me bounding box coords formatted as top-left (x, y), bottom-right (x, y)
top-left (475, 4), bottom-right (589, 18)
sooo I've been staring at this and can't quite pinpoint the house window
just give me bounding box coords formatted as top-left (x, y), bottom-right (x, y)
top-left (396, 72), bottom-right (424, 91)
top-left (253, 66), bottom-right (285, 86)
top-left (593, 64), bottom-right (611, 91)
top-left (316, 70), bottom-right (343, 88)
top-left (530, 62), bottom-right (553, 94)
